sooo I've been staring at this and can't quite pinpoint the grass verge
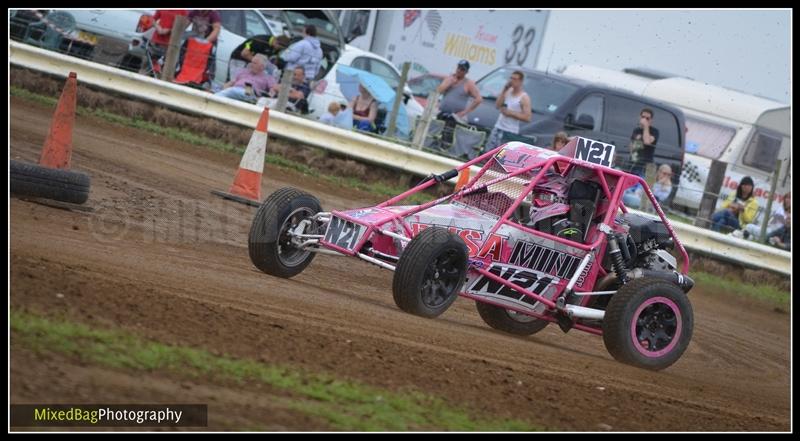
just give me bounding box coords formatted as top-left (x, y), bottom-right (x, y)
top-left (11, 310), bottom-right (540, 431)
top-left (690, 270), bottom-right (790, 309)
top-left (10, 86), bottom-right (431, 206)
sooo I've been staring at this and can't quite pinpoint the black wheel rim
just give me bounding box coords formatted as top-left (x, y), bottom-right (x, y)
top-left (420, 248), bottom-right (463, 308)
top-left (635, 302), bottom-right (678, 352)
top-left (277, 207), bottom-right (315, 267)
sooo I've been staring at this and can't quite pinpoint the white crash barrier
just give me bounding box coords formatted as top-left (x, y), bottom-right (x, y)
top-left (10, 41), bottom-right (790, 276)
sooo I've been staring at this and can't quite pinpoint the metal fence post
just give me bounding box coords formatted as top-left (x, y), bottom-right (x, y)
top-left (385, 62), bottom-right (410, 138)
top-left (275, 68), bottom-right (293, 112)
top-left (759, 159), bottom-right (782, 242)
top-left (411, 90), bottom-right (440, 149)
top-left (694, 159), bottom-right (728, 228)
top-left (161, 14), bottom-right (188, 82)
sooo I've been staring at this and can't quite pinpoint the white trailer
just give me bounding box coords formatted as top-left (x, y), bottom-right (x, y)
top-left (338, 9), bottom-right (550, 79)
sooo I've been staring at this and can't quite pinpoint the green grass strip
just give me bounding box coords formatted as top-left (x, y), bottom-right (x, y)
top-left (689, 271), bottom-right (789, 309)
top-left (11, 310), bottom-right (541, 431)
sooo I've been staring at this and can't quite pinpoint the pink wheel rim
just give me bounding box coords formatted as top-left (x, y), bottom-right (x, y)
top-left (630, 296), bottom-right (682, 358)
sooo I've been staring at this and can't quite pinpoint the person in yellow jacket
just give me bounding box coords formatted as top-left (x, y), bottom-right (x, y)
top-left (710, 176), bottom-right (759, 233)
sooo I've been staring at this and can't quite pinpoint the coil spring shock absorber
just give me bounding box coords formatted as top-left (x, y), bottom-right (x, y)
top-left (607, 234), bottom-right (629, 284)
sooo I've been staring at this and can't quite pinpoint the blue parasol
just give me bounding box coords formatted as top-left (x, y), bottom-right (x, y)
top-left (336, 65), bottom-right (410, 139)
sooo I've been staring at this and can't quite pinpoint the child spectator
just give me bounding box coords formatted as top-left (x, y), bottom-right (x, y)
top-left (319, 101), bottom-right (341, 125)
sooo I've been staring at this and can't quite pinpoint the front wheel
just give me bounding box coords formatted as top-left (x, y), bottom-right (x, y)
top-left (248, 187), bottom-right (321, 278)
top-left (392, 227), bottom-right (468, 318)
top-left (602, 278), bottom-right (693, 370)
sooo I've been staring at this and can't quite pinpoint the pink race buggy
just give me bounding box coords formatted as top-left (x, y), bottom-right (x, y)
top-left (248, 137), bottom-right (695, 370)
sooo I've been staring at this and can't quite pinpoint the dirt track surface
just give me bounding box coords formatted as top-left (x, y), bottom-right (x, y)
top-left (10, 97), bottom-right (791, 431)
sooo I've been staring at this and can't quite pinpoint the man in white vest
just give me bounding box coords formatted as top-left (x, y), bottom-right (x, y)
top-left (485, 70), bottom-right (532, 150)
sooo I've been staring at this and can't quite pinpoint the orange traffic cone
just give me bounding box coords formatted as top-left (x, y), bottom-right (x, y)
top-left (39, 72), bottom-right (77, 169)
top-left (212, 107), bottom-right (269, 207)
top-left (454, 168), bottom-right (470, 191)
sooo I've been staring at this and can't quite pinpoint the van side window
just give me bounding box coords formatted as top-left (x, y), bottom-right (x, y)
top-left (605, 96), bottom-right (680, 149)
top-left (573, 94), bottom-right (603, 131)
top-left (604, 96), bottom-right (647, 138)
top-left (742, 131), bottom-right (782, 173)
top-left (684, 117), bottom-right (736, 159)
top-left (650, 107), bottom-right (680, 148)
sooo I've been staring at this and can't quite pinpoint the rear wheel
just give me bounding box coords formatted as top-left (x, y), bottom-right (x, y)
top-left (392, 227), bottom-right (468, 318)
top-left (602, 278), bottom-right (693, 370)
top-left (475, 302), bottom-right (550, 336)
top-left (248, 187), bottom-right (321, 278)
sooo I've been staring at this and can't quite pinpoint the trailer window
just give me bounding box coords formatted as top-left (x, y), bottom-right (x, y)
top-left (742, 130), bottom-right (782, 173)
top-left (684, 117), bottom-right (735, 159)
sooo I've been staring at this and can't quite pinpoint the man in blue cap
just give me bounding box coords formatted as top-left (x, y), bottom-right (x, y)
top-left (436, 59), bottom-right (483, 144)
top-left (437, 60), bottom-right (482, 120)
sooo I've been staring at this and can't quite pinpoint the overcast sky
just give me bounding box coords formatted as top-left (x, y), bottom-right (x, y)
top-left (536, 9), bottom-right (791, 103)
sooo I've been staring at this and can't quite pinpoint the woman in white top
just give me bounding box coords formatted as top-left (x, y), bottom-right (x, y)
top-left (744, 191), bottom-right (790, 240)
top-left (485, 70), bottom-right (532, 150)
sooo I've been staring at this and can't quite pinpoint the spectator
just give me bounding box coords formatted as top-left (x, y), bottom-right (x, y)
top-left (281, 25), bottom-right (323, 81)
top-left (744, 191), bottom-right (791, 241)
top-left (551, 131), bottom-right (569, 150)
top-left (436, 60), bottom-right (483, 144)
top-left (766, 215), bottom-right (791, 251)
top-left (139, 10), bottom-right (187, 76)
top-left (651, 164), bottom-right (673, 203)
top-left (319, 101), bottom-right (342, 125)
top-left (628, 108), bottom-right (659, 177)
top-left (186, 10), bottom-right (221, 44)
top-left (230, 34), bottom-right (289, 79)
top-left (181, 10), bottom-right (221, 85)
top-left (267, 66), bottom-right (311, 113)
top-left (710, 176), bottom-right (759, 233)
top-left (149, 10), bottom-right (187, 56)
top-left (350, 84), bottom-right (379, 132)
top-left (622, 182), bottom-right (644, 209)
top-left (485, 70), bottom-right (531, 150)
top-left (214, 54), bottom-right (275, 102)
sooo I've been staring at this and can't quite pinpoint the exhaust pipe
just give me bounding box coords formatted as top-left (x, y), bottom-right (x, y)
top-left (596, 269), bottom-right (695, 293)
top-left (627, 268), bottom-right (695, 293)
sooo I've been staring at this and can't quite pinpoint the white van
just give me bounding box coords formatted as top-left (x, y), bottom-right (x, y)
top-left (560, 65), bottom-right (791, 225)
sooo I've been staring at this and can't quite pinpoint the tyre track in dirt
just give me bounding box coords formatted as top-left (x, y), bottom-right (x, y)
top-left (10, 96), bottom-right (790, 430)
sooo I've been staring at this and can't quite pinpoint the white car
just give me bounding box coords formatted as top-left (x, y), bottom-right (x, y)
top-left (308, 45), bottom-right (425, 130)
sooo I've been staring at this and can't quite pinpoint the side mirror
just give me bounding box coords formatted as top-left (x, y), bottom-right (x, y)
top-left (403, 93), bottom-right (410, 105)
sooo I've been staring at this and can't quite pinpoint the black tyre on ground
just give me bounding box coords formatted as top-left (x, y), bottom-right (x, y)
top-left (10, 160), bottom-right (91, 205)
top-left (602, 277), bottom-right (694, 370)
top-left (248, 187), bottom-right (322, 278)
top-left (475, 302), bottom-right (550, 336)
top-left (392, 227), bottom-right (468, 318)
